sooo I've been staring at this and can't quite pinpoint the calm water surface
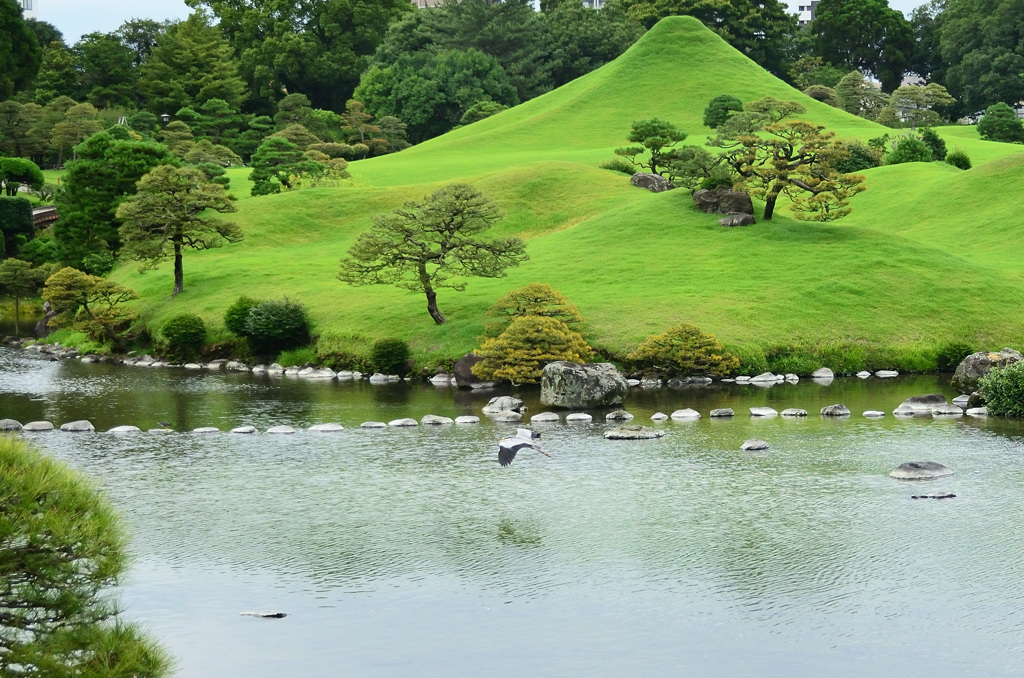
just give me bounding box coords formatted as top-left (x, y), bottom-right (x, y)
top-left (2, 347), bottom-right (1024, 677)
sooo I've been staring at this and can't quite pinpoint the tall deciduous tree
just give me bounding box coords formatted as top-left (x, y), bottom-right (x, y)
top-left (116, 165), bottom-right (241, 296)
top-left (115, 18), bottom-right (171, 66)
top-left (617, 0), bottom-right (797, 76)
top-left (810, 0), bottom-right (915, 92)
top-left (0, 0), bottom-right (42, 99)
top-left (185, 0), bottom-right (413, 112)
top-left (54, 132), bottom-right (179, 270)
top-left (139, 13), bottom-right (247, 116)
top-left (939, 0), bottom-right (1024, 115)
top-left (338, 183), bottom-right (528, 325)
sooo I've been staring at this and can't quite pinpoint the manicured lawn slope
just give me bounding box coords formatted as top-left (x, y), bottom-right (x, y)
top-left (115, 16), bottom-right (1024, 366)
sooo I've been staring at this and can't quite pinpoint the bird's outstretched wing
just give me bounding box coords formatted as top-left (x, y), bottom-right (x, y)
top-left (498, 441), bottom-right (520, 467)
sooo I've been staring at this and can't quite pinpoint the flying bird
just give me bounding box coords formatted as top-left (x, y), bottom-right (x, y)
top-left (498, 428), bottom-right (551, 467)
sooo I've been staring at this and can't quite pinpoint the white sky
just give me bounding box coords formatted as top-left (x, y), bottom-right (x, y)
top-left (41, 0), bottom-right (927, 44)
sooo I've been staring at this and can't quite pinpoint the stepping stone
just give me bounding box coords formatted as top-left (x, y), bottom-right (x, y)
top-left (672, 408), bottom-right (701, 420)
top-left (812, 368), bottom-right (834, 379)
top-left (369, 373), bottom-right (390, 384)
top-left (251, 365), bottom-right (268, 374)
top-left (309, 423), bottom-right (345, 432)
top-left (931, 404), bottom-right (963, 416)
top-left (492, 411), bottom-right (524, 423)
top-left (627, 379), bottom-right (641, 387)
top-left (108, 425), bottom-right (141, 433)
top-left (454, 416), bottom-right (480, 424)
top-left (708, 408), bottom-right (733, 418)
top-left (966, 407), bottom-right (987, 416)
top-left (605, 410), bottom-right (634, 421)
top-left (875, 370), bottom-right (899, 378)
top-left (230, 426), bottom-right (258, 434)
top-left (952, 395), bottom-right (970, 407)
top-left (482, 396), bottom-right (523, 414)
top-left (889, 461), bottom-right (953, 480)
top-left (741, 439), bottom-right (769, 451)
top-left (183, 363), bottom-right (203, 370)
top-left (750, 372), bottom-right (782, 383)
top-left (0, 418), bottom-right (23, 431)
top-left (266, 425), bottom-right (296, 434)
top-left (856, 371), bottom-right (871, 379)
top-left (361, 421), bottom-right (388, 428)
top-left (749, 407), bottom-right (777, 417)
top-left (193, 427), bottom-right (220, 433)
top-left (604, 425), bottom-right (666, 440)
top-left (336, 371), bottom-right (355, 380)
top-left (429, 373), bottom-right (453, 385)
top-left (60, 420), bottom-right (95, 432)
top-left (863, 411), bottom-right (886, 418)
top-left (387, 418), bottom-right (418, 427)
top-left (735, 376), bottom-right (751, 383)
top-left (565, 413), bottom-right (593, 422)
top-left (785, 374), bottom-right (799, 382)
top-left (148, 428), bottom-right (174, 434)
top-left (421, 415), bottom-right (454, 425)
top-left (650, 412), bottom-right (669, 421)
top-left (22, 421), bottom-right (54, 432)
top-left (898, 394), bottom-right (947, 411)
top-left (530, 412), bottom-right (560, 422)
top-left (893, 407), bottom-right (917, 417)
top-left (780, 408), bottom-right (807, 417)
top-left (821, 404), bottom-right (851, 417)
top-left (299, 368), bottom-right (336, 379)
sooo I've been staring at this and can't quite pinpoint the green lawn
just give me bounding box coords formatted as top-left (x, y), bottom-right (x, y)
top-left (111, 16), bottom-right (1024, 368)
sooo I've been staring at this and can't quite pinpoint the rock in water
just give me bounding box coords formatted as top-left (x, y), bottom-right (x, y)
top-left (708, 408), bottom-right (733, 418)
top-left (540, 362), bottom-right (628, 409)
top-left (812, 367), bottom-right (834, 379)
top-left (230, 426), bottom-right (258, 434)
top-left (749, 407), bottom-right (778, 417)
top-left (898, 394), bottom-right (948, 412)
top-left (193, 427), bottom-right (220, 433)
top-left (22, 421), bottom-right (54, 432)
top-left (965, 407), bottom-right (988, 416)
top-left (650, 412), bottom-right (669, 421)
top-left (530, 412), bottom-right (560, 423)
top-left (0, 419), bottom-right (23, 432)
top-left (453, 353), bottom-right (497, 389)
top-left (60, 420), bottom-right (95, 432)
top-left (931, 404), bottom-right (963, 416)
top-left (360, 422), bottom-right (388, 429)
top-left (863, 411), bottom-right (886, 418)
top-left (672, 408), bottom-right (701, 420)
top-left (565, 413), bottom-right (593, 422)
top-left (454, 416), bottom-right (480, 424)
top-left (492, 411), bottom-right (523, 422)
top-left (604, 425), bottom-right (667, 440)
top-left (108, 425), bottom-right (141, 433)
top-left (889, 461), bottom-right (954, 480)
top-left (875, 370), bottom-right (899, 378)
top-left (266, 425), bottom-right (296, 434)
top-left (387, 418), bottom-right (418, 427)
top-left (741, 439), bottom-right (770, 451)
top-left (309, 423), bottom-right (345, 432)
top-left (952, 395), bottom-right (970, 407)
top-left (718, 213), bottom-right (755, 227)
top-left (420, 415), bottom-right (454, 425)
top-left (630, 172), bottom-right (676, 192)
top-left (481, 396), bottom-right (524, 414)
top-left (780, 408), bottom-right (807, 417)
top-left (240, 611), bottom-right (287, 619)
top-left (821, 404), bottom-right (851, 416)
top-left (856, 371), bottom-right (871, 379)
top-left (951, 347), bottom-right (1023, 393)
top-left (605, 410), bottom-right (634, 421)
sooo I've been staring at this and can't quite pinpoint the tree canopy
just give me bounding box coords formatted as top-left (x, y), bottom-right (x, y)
top-left (811, 0), bottom-right (915, 92)
top-left (338, 183), bottom-right (528, 324)
top-left (0, 0), bottom-right (42, 100)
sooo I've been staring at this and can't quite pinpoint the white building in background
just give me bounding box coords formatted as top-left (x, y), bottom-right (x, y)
top-left (19, 0), bottom-right (37, 19)
top-left (796, 0), bottom-right (819, 25)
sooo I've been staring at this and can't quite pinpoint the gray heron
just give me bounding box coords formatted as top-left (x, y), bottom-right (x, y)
top-left (498, 428), bottom-right (551, 467)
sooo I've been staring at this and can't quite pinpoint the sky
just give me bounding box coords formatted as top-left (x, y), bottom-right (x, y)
top-left (40, 0), bottom-right (927, 45)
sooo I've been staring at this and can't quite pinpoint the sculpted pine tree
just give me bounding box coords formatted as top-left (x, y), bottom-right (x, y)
top-left (338, 183), bottom-right (528, 325)
top-left (116, 165), bottom-right (241, 296)
top-left (42, 267), bottom-right (139, 345)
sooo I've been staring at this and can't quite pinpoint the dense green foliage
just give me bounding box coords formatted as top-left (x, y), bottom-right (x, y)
top-left (42, 267), bottom-right (139, 346)
top-left (243, 298), bottom-right (312, 358)
top-left (977, 102), bottom-right (1024, 143)
top-left (483, 282), bottom-right (584, 337)
top-left (702, 95), bottom-right (743, 130)
top-left (0, 196), bottom-right (33, 256)
top-left (810, 0), bottom-right (914, 92)
top-left (935, 341), bottom-right (973, 371)
top-left (920, 128), bottom-right (947, 161)
top-left (0, 257), bottom-right (42, 333)
top-left (223, 295), bottom-right (258, 336)
top-left (0, 437), bottom-right (172, 677)
top-left (472, 315), bottom-right (594, 384)
top-left (161, 312), bottom-right (206, 362)
top-left (248, 137), bottom-right (321, 196)
top-left (627, 322), bottom-right (739, 376)
top-left (370, 337), bottom-right (411, 375)
top-left (0, 0), bottom-right (42, 100)
top-left (339, 184), bottom-right (527, 325)
top-left (945, 147), bottom-right (972, 169)
top-left (885, 136), bottom-right (933, 164)
top-left (614, 118), bottom-right (688, 176)
top-left (54, 132), bottom-right (179, 271)
top-left (0, 157), bottom-right (44, 195)
top-left (979, 360), bottom-right (1024, 417)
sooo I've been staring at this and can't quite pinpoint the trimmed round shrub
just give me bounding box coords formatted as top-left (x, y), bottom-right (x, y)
top-left (832, 140), bottom-right (882, 174)
top-left (472, 316), bottom-right (594, 384)
top-left (162, 313), bottom-right (206, 363)
top-left (224, 295), bottom-right (259, 336)
top-left (945, 148), bottom-right (972, 170)
top-left (703, 94), bottom-right (743, 130)
top-left (920, 128), bottom-right (947, 161)
top-left (977, 102), bottom-right (1024, 143)
top-left (627, 323), bottom-right (739, 376)
top-left (884, 137), bottom-right (933, 165)
top-left (244, 298), bottom-right (311, 357)
top-left (979, 361), bottom-right (1024, 416)
top-left (371, 338), bottom-right (411, 375)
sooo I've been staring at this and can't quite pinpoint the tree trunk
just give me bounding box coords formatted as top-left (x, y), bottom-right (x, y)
top-left (172, 239), bottom-right (184, 297)
top-left (763, 195), bottom-right (778, 221)
top-left (419, 263), bottom-right (446, 324)
top-left (13, 294), bottom-right (20, 336)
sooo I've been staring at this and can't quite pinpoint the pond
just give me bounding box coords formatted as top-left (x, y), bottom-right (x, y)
top-left (2, 347), bottom-right (1024, 677)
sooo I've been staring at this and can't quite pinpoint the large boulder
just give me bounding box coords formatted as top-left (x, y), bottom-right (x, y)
top-left (898, 394), bottom-right (948, 411)
top-left (692, 186), bottom-right (754, 215)
top-left (630, 173), bottom-right (676, 193)
top-left (453, 353), bottom-right (497, 389)
top-left (481, 396), bottom-right (524, 414)
top-left (951, 348), bottom-right (1023, 393)
top-left (605, 425), bottom-right (666, 440)
top-left (718, 213), bottom-right (755, 227)
top-left (540, 361), bottom-right (629, 409)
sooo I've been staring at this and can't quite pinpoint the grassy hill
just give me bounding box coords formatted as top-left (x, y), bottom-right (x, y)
top-left (113, 16), bottom-right (1024, 371)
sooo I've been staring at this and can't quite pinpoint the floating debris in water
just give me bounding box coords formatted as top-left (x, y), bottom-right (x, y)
top-left (240, 611), bottom-right (288, 618)
top-left (911, 494), bottom-right (956, 500)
